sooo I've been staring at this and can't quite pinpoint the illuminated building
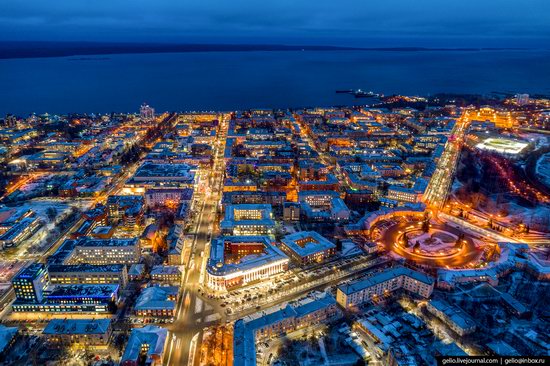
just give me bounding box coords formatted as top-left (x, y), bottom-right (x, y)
top-left (134, 286), bottom-right (179, 317)
top-left (475, 107), bottom-right (514, 128)
top-left (150, 265), bottom-right (183, 283)
top-left (126, 162), bottom-right (196, 188)
top-left (24, 151), bottom-right (70, 170)
top-left (515, 93), bottom-right (529, 106)
top-left (121, 325), bottom-right (167, 366)
top-left (298, 190), bottom-right (338, 206)
top-left (206, 236), bottom-right (289, 292)
top-left (140, 103), bottom-right (155, 120)
top-left (233, 292), bottom-right (341, 366)
top-left (280, 231), bottom-right (336, 265)
top-left (140, 223), bottom-right (159, 249)
top-left (0, 208), bottom-right (35, 233)
top-left (66, 237), bottom-right (140, 265)
top-left (345, 203), bottom-right (425, 237)
top-left (43, 319), bottom-right (113, 349)
top-left (144, 187), bottom-right (193, 208)
top-left (223, 191), bottom-right (286, 209)
top-left (220, 204), bottom-right (275, 236)
top-left (222, 179), bottom-right (258, 192)
top-left (12, 263), bottom-right (49, 303)
top-left (12, 284), bottom-right (119, 313)
top-left (298, 190), bottom-right (351, 222)
top-left (283, 202), bottom-right (301, 221)
top-left (336, 266), bottom-right (434, 309)
top-left (468, 120), bottom-right (496, 133)
top-left (0, 217), bottom-right (42, 249)
top-left (437, 243), bottom-right (550, 289)
top-left (47, 264), bottom-right (128, 287)
top-left (106, 195), bottom-right (144, 229)
top-left (425, 299), bottom-right (476, 336)
top-left (0, 208), bottom-right (42, 249)
top-left (82, 206), bottom-right (108, 226)
top-left (386, 186), bottom-right (420, 204)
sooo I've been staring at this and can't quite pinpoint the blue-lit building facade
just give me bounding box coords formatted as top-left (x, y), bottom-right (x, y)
top-left (11, 263), bottom-right (120, 313)
top-left (12, 263), bottom-right (49, 303)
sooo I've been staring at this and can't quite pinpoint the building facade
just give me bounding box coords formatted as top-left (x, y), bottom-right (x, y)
top-left (206, 236), bottom-right (289, 292)
top-left (336, 266), bottom-right (434, 309)
top-left (43, 319), bottom-right (113, 349)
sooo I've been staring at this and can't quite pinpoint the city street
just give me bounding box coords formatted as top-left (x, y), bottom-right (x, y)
top-left (218, 255), bottom-right (387, 321)
top-left (164, 114), bottom-right (229, 366)
top-left (424, 111), bottom-right (470, 208)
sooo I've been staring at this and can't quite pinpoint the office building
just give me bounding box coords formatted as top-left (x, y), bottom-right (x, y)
top-left (12, 263), bottom-right (49, 303)
top-left (67, 237), bottom-right (140, 265)
top-left (220, 204), bottom-right (275, 236)
top-left (12, 284), bottom-right (119, 313)
top-left (47, 264), bottom-right (128, 287)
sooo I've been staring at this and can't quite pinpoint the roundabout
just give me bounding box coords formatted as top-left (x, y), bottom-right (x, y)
top-left (380, 218), bottom-right (482, 268)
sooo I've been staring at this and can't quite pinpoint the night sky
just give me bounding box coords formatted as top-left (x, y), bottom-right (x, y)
top-left (1, 0), bottom-right (549, 47)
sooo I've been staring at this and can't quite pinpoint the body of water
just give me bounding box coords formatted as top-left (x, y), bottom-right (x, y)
top-left (1, 49), bottom-right (550, 116)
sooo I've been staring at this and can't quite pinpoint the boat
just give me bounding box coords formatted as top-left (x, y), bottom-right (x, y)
top-left (353, 89), bottom-right (377, 98)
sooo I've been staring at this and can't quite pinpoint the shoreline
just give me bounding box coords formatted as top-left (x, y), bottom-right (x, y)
top-left (0, 42), bottom-right (538, 60)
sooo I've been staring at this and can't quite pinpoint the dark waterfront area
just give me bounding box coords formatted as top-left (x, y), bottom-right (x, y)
top-left (1, 49), bottom-right (550, 116)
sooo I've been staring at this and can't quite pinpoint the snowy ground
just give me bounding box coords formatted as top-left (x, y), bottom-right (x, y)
top-left (0, 199), bottom-right (86, 260)
top-left (451, 182), bottom-right (550, 232)
top-left (536, 152), bottom-right (550, 189)
top-left (341, 240), bottom-right (363, 257)
top-left (14, 199), bottom-right (73, 224)
top-left (408, 231), bottom-right (458, 253)
top-left (517, 132), bottom-right (549, 150)
top-left (494, 200), bottom-right (550, 232)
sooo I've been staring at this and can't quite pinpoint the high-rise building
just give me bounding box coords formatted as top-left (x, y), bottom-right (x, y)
top-left (12, 263), bottom-right (49, 303)
top-left (3, 114), bottom-right (17, 128)
top-left (140, 103), bottom-right (155, 120)
top-left (515, 94), bottom-right (529, 106)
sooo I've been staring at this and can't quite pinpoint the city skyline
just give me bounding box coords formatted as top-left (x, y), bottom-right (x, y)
top-left (0, 98), bottom-right (549, 365)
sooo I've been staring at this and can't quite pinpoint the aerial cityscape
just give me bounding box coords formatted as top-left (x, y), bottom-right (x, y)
top-left (0, 95), bottom-right (549, 365)
top-left (1, 1), bottom-right (550, 366)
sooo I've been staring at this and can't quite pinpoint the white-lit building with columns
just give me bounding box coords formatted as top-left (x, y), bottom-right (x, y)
top-left (206, 236), bottom-right (289, 292)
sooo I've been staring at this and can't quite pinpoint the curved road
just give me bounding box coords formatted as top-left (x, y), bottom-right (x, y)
top-left (381, 221), bottom-right (482, 267)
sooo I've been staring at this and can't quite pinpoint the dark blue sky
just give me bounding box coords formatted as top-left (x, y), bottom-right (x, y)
top-left (1, 0), bottom-right (549, 47)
